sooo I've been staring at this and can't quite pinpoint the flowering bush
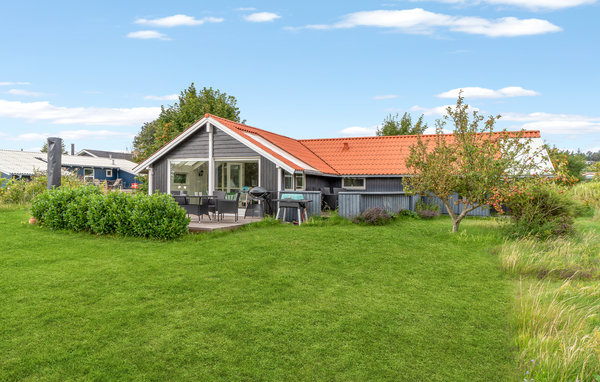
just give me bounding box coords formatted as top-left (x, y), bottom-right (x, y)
top-left (490, 180), bottom-right (578, 239)
top-left (415, 200), bottom-right (441, 219)
top-left (352, 207), bottom-right (393, 225)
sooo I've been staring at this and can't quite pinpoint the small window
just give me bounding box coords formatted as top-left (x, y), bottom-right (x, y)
top-left (295, 174), bottom-right (305, 190)
top-left (83, 168), bottom-right (94, 183)
top-left (342, 177), bottom-right (366, 190)
top-left (284, 173), bottom-right (293, 190)
top-left (173, 173), bottom-right (187, 184)
top-left (106, 169), bottom-right (113, 177)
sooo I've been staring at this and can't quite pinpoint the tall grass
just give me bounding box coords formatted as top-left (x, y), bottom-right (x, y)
top-left (500, 233), bottom-right (600, 280)
top-left (571, 181), bottom-right (600, 209)
top-left (516, 279), bottom-right (600, 381)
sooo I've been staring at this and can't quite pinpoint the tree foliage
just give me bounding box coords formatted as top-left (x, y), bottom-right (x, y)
top-left (376, 112), bottom-right (428, 136)
top-left (133, 83), bottom-right (242, 161)
top-left (547, 147), bottom-right (587, 181)
top-left (405, 93), bottom-right (543, 233)
top-left (41, 141), bottom-right (68, 154)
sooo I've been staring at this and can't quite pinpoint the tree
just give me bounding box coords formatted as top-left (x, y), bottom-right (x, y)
top-left (41, 141), bottom-right (68, 154)
top-left (376, 112), bottom-right (428, 136)
top-left (133, 83), bottom-right (243, 161)
top-left (547, 147), bottom-right (586, 181)
top-left (405, 93), bottom-right (541, 233)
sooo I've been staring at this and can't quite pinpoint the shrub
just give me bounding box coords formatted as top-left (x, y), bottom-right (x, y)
top-left (396, 209), bottom-right (420, 219)
top-left (499, 181), bottom-right (578, 240)
top-left (32, 187), bottom-right (189, 240)
top-left (352, 207), bottom-right (392, 225)
top-left (0, 172), bottom-right (82, 205)
top-left (415, 200), bottom-right (441, 219)
top-left (130, 193), bottom-right (189, 239)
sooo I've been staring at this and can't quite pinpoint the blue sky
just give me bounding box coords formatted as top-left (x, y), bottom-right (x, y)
top-left (1, 0), bottom-right (598, 153)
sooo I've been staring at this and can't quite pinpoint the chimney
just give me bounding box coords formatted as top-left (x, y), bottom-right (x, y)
top-left (71, 143), bottom-right (75, 156)
top-left (342, 142), bottom-right (349, 151)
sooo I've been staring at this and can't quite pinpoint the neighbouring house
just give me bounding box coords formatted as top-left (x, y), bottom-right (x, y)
top-left (0, 149), bottom-right (138, 188)
top-left (77, 149), bottom-right (134, 161)
top-left (133, 113), bottom-right (553, 217)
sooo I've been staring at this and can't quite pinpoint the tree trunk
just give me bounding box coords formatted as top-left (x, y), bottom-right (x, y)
top-left (452, 219), bottom-right (461, 233)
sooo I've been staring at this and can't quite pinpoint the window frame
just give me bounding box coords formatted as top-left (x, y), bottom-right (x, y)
top-left (342, 177), bottom-right (366, 190)
top-left (106, 169), bottom-right (113, 178)
top-left (83, 168), bottom-right (94, 183)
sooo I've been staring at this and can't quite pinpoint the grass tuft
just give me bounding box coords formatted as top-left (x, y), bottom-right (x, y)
top-left (516, 279), bottom-right (600, 381)
top-left (499, 232), bottom-right (600, 280)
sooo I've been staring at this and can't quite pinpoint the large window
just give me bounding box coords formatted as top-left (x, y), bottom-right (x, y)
top-left (342, 177), bottom-right (366, 190)
top-left (216, 160), bottom-right (259, 193)
top-left (169, 160), bottom-right (208, 195)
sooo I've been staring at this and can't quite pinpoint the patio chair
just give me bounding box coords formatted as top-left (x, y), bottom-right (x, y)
top-left (171, 190), bottom-right (181, 196)
top-left (216, 192), bottom-right (240, 222)
top-left (111, 178), bottom-right (122, 190)
top-left (190, 196), bottom-right (212, 221)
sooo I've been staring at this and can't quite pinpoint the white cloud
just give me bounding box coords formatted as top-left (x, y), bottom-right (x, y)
top-left (0, 99), bottom-right (160, 126)
top-left (0, 81), bottom-right (30, 86)
top-left (144, 94), bottom-right (179, 101)
top-left (244, 12), bottom-right (281, 22)
top-left (437, 86), bottom-right (540, 99)
top-left (288, 8), bottom-right (561, 37)
top-left (135, 14), bottom-right (223, 27)
top-left (10, 130), bottom-right (135, 141)
top-left (502, 112), bottom-right (600, 134)
top-left (339, 126), bottom-right (379, 136)
top-left (373, 94), bottom-right (399, 100)
top-left (126, 30), bottom-right (170, 40)
top-left (7, 89), bottom-right (44, 97)
top-left (236, 7), bottom-right (257, 11)
top-left (420, 0), bottom-right (596, 11)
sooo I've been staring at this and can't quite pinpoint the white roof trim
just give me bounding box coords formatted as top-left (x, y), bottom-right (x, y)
top-left (245, 133), bottom-right (317, 172)
top-left (77, 149), bottom-right (98, 157)
top-left (133, 116), bottom-right (302, 175)
top-left (208, 118), bottom-right (297, 174)
top-left (133, 117), bottom-right (209, 173)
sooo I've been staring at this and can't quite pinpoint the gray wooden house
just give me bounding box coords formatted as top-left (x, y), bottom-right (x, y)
top-left (133, 114), bottom-right (551, 217)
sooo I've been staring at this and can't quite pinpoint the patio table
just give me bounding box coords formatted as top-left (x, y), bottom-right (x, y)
top-left (272, 198), bottom-right (312, 225)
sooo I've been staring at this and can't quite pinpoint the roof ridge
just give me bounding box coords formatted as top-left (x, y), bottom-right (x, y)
top-left (299, 129), bottom-right (541, 142)
top-left (207, 113), bottom-right (301, 141)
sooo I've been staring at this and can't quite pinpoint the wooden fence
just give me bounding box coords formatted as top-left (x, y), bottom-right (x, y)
top-left (338, 192), bottom-right (489, 218)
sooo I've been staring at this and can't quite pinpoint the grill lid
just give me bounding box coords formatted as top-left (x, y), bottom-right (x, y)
top-left (248, 186), bottom-right (269, 199)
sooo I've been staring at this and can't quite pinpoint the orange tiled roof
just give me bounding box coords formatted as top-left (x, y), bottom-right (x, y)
top-left (143, 113), bottom-right (541, 176)
top-left (300, 130), bottom-right (541, 175)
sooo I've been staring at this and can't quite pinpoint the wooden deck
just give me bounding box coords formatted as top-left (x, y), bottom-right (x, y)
top-left (187, 209), bottom-right (263, 232)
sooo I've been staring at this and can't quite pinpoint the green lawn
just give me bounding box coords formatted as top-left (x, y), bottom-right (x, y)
top-left (0, 208), bottom-right (517, 381)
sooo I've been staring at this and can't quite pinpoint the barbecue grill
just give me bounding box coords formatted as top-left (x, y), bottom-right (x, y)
top-left (244, 187), bottom-right (271, 218)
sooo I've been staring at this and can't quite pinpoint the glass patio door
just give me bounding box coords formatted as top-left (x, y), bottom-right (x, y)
top-left (216, 162), bottom-right (243, 193)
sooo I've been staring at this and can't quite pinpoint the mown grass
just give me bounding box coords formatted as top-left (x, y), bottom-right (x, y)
top-left (0, 208), bottom-right (517, 381)
top-left (501, 219), bottom-right (600, 381)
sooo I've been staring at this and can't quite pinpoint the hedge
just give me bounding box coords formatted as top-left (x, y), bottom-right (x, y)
top-left (31, 187), bottom-right (189, 240)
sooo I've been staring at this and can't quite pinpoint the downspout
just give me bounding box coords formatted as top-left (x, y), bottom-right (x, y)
top-left (208, 123), bottom-right (215, 195)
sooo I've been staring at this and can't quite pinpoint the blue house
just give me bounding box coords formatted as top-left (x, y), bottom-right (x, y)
top-left (0, 149), bottom-right (138, 188)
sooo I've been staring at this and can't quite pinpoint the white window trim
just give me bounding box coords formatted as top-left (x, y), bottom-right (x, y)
top-left (294, 173), bottom-right (305, 191)
top-left (106, 169), bottom-right (113, 177)
top-left (342, 177), bottom-right (366, 190)
top-left (166, 157), bottom-right (261, 195)
top-left (83, 168), bottom-right (94, 182)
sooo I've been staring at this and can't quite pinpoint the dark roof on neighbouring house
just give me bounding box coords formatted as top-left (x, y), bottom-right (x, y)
top-left (0, 149), bottom-right (138, 176)
top-left (78, 149), bottom-right (134, 161)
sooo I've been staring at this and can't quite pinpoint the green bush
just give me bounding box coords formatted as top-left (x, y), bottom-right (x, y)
top-left (32, 188), bottom-right (189, 240)
top-left (0, 172), bottom-right (82, 205)
top-left (396, 209), bottom-right (420, 219)
top-left (504, 182), bottom-right (578, 240)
